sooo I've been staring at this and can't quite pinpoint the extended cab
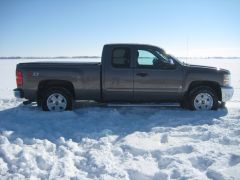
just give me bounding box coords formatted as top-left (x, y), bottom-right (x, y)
top-left (14, 44), bottom-right (234, 111)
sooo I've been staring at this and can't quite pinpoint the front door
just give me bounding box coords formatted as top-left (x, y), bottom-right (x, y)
top-left (133, 49), bottom-right (183, 102)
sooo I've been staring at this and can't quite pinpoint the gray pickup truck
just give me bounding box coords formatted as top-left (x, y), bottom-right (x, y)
top-left (14, 44), bottom-right (233, 111)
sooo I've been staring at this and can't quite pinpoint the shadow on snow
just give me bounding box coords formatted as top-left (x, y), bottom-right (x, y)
top-left (0, 102), bottom-right (228, 143)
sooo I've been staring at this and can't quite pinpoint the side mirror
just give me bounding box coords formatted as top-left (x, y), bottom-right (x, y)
top-left (163, 59), bottom-right (176, 69)
top-left (169, 58), bottom-right (175, 65)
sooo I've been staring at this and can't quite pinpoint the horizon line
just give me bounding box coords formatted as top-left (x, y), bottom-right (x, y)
top-left (1, 56), bottom-right (240, 60)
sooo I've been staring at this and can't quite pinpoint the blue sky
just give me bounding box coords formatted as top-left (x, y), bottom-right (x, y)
top-left (0, 0), bottom-right (240, 57)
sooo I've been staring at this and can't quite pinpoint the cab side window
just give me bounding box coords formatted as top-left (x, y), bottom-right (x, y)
top-left (112, 48), bottom-right (131, 68)
top-left (137, 49), bottom-right (176, 69)
top-left (137, 49), bottom-right (159, 68)
top-left (137, 50), bottom-right (156, 66)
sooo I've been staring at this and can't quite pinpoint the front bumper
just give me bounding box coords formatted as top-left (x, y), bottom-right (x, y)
top-left (13, 88), bottom-right (24, 98)
top-left (221, 86), bottom-right (234, 102)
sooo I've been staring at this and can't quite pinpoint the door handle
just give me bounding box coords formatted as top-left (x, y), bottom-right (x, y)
top-left (136, 72), bottom-right (148, 77)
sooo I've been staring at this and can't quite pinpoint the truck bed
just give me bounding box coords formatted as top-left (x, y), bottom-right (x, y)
top-left (17, 61), bottom-right (102, 101)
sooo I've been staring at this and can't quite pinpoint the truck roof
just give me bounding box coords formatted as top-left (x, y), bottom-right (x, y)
top-left (104, 43), bottom-right (165, 52)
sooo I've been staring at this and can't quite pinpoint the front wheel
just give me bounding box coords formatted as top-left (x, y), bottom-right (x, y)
top-left (189, 86), bottom-right (218, 111)
top-left (42, 87), bottom-right (73, 111)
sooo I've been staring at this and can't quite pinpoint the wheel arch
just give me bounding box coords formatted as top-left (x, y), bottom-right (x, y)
top-left (37, 80), bottom-right (75, 100)
top-left (186, 81), bottom-right (222, 101)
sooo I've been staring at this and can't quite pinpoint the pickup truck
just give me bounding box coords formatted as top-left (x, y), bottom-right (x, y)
top-left (14, 44), bottom-right (234, 111)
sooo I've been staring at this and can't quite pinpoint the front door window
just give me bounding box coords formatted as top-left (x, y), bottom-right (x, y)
top-left (137, 49), bottom-right (176, 69)
top-left (137, 50), bottom-right (157, 67)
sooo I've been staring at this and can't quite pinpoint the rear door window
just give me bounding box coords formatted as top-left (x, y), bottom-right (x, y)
top-left (112, 48), bottom-right (131, 68)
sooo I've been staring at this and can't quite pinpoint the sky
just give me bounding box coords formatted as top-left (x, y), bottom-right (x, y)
top-left (0, 0), bottom-right (240, 57)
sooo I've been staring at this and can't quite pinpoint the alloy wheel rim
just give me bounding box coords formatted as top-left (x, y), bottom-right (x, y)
top-left (194, 93), bottom-right (213, 110)
top-left (47, 93), bottom-right (67, 111)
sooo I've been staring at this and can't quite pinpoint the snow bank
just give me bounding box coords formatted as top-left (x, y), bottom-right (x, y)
top-left (0, 58), bottom-right (240, 179)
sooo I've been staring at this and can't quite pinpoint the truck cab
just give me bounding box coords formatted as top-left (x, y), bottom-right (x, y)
top-left (102, 44), bottom-right (184, 103)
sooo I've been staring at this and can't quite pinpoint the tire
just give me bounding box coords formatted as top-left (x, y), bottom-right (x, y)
top-left (42, 87), bottom-right (73, 111)
top-left (189, 86), bottom-right (218, 111)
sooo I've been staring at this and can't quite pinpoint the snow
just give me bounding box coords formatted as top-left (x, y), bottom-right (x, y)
top-left (0, 58), bottom-right (240, 179)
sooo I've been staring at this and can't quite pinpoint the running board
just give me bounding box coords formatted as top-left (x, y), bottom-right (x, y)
top-left (107, 103), bottom-right (180, 107)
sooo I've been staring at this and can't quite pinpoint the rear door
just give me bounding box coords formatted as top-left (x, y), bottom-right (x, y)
top-left (133, 48), bottom-right (183, 102)
top-left (103, 46), bottom-right (134, 102)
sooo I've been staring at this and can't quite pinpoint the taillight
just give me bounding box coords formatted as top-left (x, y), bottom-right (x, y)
top-left (16, 70), bottom-right (23, 86)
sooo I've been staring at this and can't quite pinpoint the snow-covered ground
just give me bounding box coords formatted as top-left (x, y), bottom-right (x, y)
top-left (0, 58), bottom-right (239, 179)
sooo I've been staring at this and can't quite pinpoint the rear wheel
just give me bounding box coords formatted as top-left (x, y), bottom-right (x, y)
top-left (42, 87), bottom-right (73, 111)
top-left (189, 86), bottom-right (218, 110)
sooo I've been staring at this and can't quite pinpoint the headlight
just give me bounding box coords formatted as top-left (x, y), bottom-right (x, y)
top-left (223, 74), bottom-right (231, 86)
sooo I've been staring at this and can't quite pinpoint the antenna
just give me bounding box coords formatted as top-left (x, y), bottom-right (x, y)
top-left (186, 37), bottom-right (189, 64)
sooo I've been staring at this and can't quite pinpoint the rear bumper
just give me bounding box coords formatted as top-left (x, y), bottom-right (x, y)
top-left (13, 88), bottom-right (24, 98)
top-left (221, 86), bottom-right (234, 102)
